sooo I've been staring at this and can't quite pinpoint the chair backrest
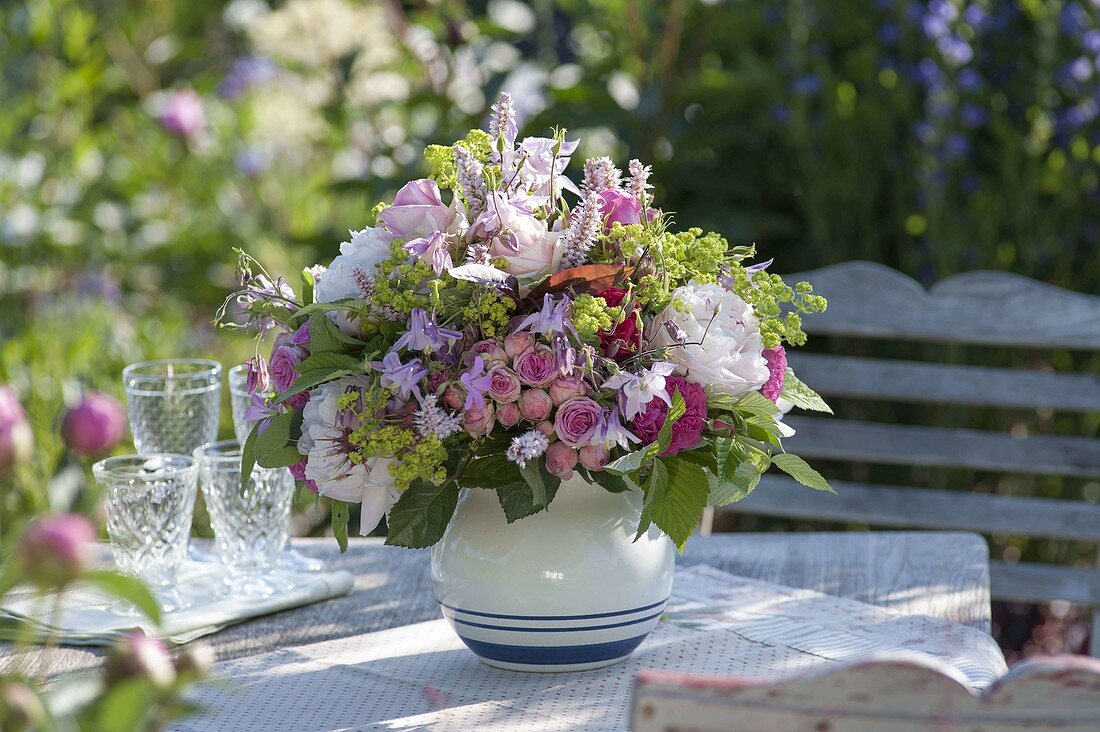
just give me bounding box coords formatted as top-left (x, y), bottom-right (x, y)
top-left (630, 653), bottom-right (1100, 731)
top-left (714, 262), bottom-right (1100, 654)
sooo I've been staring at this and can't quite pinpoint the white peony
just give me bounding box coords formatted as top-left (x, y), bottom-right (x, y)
top-left (314, 225), bottom-right (394, 333)
top-left (300, 378), bottom-right (400, 535)
top-left (651, 282), bottom-right (770, 398)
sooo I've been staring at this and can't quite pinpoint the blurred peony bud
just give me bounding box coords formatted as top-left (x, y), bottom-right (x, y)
top-left (0, 387), bottom-right (33, 470)
top-left (19, 513), bottom-right (96, 589)
top-left (174, 642), bottom-right (216, 679)
top-left (0, 681), bottom-right (47, 729)
top-left (160, 88), bottom-right (206, 140)
top-left (106, 631), bottom-right (176, 691)
top-left (61, 391), bottom-right (127, 456)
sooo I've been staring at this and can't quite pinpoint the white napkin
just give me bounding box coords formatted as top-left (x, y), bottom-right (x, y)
top-left (1, 559), bottom-right (353, 645)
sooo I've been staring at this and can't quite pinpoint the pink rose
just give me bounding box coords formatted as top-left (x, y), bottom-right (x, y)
top-left (553, 397), bottom-right (604, 448)
top-left (60, 391), bottom-right (126, 456)
top-left (377, 179), bottom-right (460, 240)
top-left (0, 387), bottom-right (33, 469)
top-left (514, 345), bottom-right (557, 387)
top-left (19, 513), bottom-right (96, 589)
top-left (545, 441), bottom-right (578, 480)
top-left (463, 403), bottom-right (495, 437)
top-left (468, 339), bottom-right (508, 367)
top-left (426, 371), bottom-right (449, 395)
top-left (518, 388), bottom-right (553, 422)
top-left (504, 331), bottom-right (535, 359)
top-left (632, 377), bottom-right (707, 456)
top-left (549, 375), bottom-right (586, 405)
top-left (477, 192), bottom-right (557, 280)
top-left (579, 444), bottom-right (609, 471)
top-left (487, 366), bottom-right (522, 404)
top-left (290, 321), bottom-right (311, 347)
top-left (597, 189), bottom-right (643, 231)
top-left (443, 385), bottom-right (466, 410)
top-left (497, 402), bottom-right (522, 427)
top-left (535, 420), bottom-right (554, 437)
top-left (760, 346), bottom-right (787, 403)
top-left (269, 344), bottom-right (306, 393)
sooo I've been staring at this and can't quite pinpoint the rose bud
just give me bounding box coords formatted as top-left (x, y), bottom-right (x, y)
top-left (463, 403), bottom-right (495, 437)
top-left (426, 371), bottom-right (449, 395)
top-left (106, 631), bottom-right (176, 691)
top-left (579, 444), bottom-right (609, 471)
top-left (518, 389), bottom-right (553, 422)
top-left (469, 339), bottom-right (509, 367)
top-left (545, 441), bottom-right (578, 480)
top-left (548, 376), bottom-right (586, 405)
top-left (443, 384), bottom-right (466, 411)
top-left (174, 642), bottom-right (216, 679)
top-left (60, 390), bottom-right (127, 457)
top-left (0, 387), bottom-right (34, 469)
top-left (19, 513), bottom-right (95, 589)
top-left (487, 366), bottom-right (522, 404)
top-left (0, 681), bottom-right (47, 729)
top-left (496, 402), bottom-right (522, 428)
top-left (504, 331), bottom-right (534, 359)
top-left (535, 421), bottom-right (555, 437)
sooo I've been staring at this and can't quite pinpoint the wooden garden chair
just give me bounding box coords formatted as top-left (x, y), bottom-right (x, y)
top-left (702, 261), bottom-right (1100, 655)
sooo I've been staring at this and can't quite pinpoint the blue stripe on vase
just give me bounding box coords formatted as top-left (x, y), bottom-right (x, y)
top-left (438, 596), bottom-right (669, 622)
top-left (458, 634), bottom-right (649, 666)
top-left (450, 609), bottom-right (665, 633)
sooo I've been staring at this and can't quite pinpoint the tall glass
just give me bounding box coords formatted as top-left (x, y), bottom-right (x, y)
top-left (93, 454), bottom-right (198, 613)
top-left (195, 440), bottom-right (296, 597)
top-left (229, 363), bottom-right (323, 572)
top-left (123, 359), bottom-right (222, 455)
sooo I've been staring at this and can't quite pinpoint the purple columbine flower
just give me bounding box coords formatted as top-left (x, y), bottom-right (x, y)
top-left (459, 355), bottom-right (495, 411)
top-left (603, 363), bottom-right (675, 420)
top-left (403, 231), bottom-right (453, 277)
top-left (371, 351), bottom-right (427, 402)
top-left (243, 393), bottom-right (280, 430)
top-left (745, 258), bottom-right (774, 277)
top-left (516, 294), bottom-right (572, 336)
top-left (246, 356), bottom-right (270, 395)
top-left (393, 308), bottom-right (462, 354)
top-left (598, 407), bottom-right (640, 451)
top-left (551, 334), bottom-right (576, 376)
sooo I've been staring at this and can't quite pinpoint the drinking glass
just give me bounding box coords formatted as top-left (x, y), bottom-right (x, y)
top-left (123, 359), bottom-right (222, 455)
top-left (229, 363), bottom-right (323, 573)
top-left (195, 440), bottom-right (295, 597)
top-left (93, 454), bottom-right (198, 613)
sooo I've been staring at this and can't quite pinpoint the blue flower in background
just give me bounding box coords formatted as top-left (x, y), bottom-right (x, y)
top-left (1084, 30), bottom-right (1100, 55)
top-left (1070, 57), bottom-right (1094, 82)
top-left (878, 24), bottom-right (900, 45)
top-left (770, 105), bottom-right (792, 125)
top-left (957, 68), bottom-right (983, 92)
top-left (218, 57), bottom-right (277, 100)
top-left (938, 37), bottom-right (973, 66)
top-left (791, 75), bottom-right (823, 96)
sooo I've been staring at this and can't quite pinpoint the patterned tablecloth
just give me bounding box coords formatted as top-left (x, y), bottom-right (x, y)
top-left (176, 564), bottom-right (1006, 731)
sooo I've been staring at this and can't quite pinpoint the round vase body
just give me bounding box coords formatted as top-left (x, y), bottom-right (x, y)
top-left (431, 475), bottom-right (676, 672)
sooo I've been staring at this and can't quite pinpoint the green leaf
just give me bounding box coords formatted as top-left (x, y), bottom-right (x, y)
top-left (635, 459), bottom-right (667, 540)
top-left (254, 410), bottom-right (303, 468)
top-left (708, 460), bottom-right (764, 505)
top-left (83, 571), bottom-right (161, 625)
top-left (772, 453), bottom-right (835, 493)
top-left (459, 453), bottom-right (527, 489)
top-left (495, 475), bottom-right (561, 522)
top-left (385, 481), bottom-right (460, 548)
top-left (604, 446), bottom-right (653, 476)
top-left (240, 421), bottom-right (259, 493)
top-left (296, 351), bottom-right (362, 374)
top-left (781, 369), bottom-right (833, 414)
top-left (676, 447), bottom-right (717, 474)
top-left (273, 364), bottom-right (358, 405)
top-left (518, 462), bottom-right (549, 509)
top-left (309, 312), bottom-right (364, 354)
top-left (331, 500), bottom-right (350, 552)
top-left (655, 389), bottom-right (687, 454)
top-left (714, 436), bottom-right (742, 482)
top-left (94, 678), bottom-right (157, 732)
top-left (647, 457), bottom-right (709, 551)
top-left (744, 414), bottom-right (783, 447)
top-left (586, 469), bottom-right (632, 493)
top-left (731, 391), bottom-right (782, 419)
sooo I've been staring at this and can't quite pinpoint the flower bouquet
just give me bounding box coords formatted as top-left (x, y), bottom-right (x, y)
top-left (222, 92), bottom-right (832, 556)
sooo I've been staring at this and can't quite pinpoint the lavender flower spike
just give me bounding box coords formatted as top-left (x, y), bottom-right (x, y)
top-left (558, 192), bottom-right (603, 269)
top-left (413, 395), bottom-right (463, 439)
top-left (370, 351), bottom-right (428, 401)
top-left (454, 145), bottom-right (488, 218)
top-left (460, 356), bottom-right (495, 411)
top-left (506, 429), bottom-right (550, 469)
top-left (627, 159), bottom-right (653, 204)
top-left (488, 91), bottom-right (518, 160)
top-left (582, 156), bottom-right (622, 193)
top-left (393, 308), bottom-right (462, 354)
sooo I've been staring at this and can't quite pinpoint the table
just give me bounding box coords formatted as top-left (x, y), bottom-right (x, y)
top-left (5, 531), bottom-right (992, 683)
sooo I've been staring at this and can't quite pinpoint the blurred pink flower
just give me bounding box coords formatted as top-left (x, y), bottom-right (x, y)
top-left (20, 513), bottom-right (96, 589)
top-left (160, 88), bottom-right (205, 140)
top-left (61, 391), bottom-right (126, 456)
top-left (0, 387), bottom-right (33, 468)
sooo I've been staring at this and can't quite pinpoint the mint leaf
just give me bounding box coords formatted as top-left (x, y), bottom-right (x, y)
top-left (459, 453), bottom-right (524, 489)
top-left (385, 481), bottom-right (460, 548)
top-left (781, 369), bottom-right (833, 414)
top-left (635, 459), bottom-right (668, 540)
top-left (772, 453), bottom-right (834, 492)
top-left (254, 410), bottom-right (303, 468)
top-left (648, 457), bottom-right (709, 551)
top-left (586, 469), bottom-right (631, 493)
top-left (519, 462), bottom-right (549, 509)
top-left (496, 476), bottom-right (560, 522)
top-left (240, 421), bottom-right (259, 492)
top-left (655, 389), bottom-right (687, 454)
top-left (604, 446), bottom-right (653, 476)
top-left (731, 392), bottom-right (781, 419)
top-left (331, 500), bottom-right (350, 551)
top-left (708, 460), bottom-right (763, 505)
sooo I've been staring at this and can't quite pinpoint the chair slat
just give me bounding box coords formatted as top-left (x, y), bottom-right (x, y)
top-left (788, 261), bottom-right (1100, 350)
top-left (990, 561), bottom-right (1100, 606)
top-left (788, 353), bottom-right (1100, 412)
top-left (784, 416), bottom-right (1100, 478)
top-left (723, 475), bottom-right (1100, 542)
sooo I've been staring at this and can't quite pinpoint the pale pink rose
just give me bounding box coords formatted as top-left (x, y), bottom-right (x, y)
top-left (426, 371), bottom-right (449, 395)
top-left (535, 420), bottom-right (554, 437)
top-left (504, 331), bottom-right (535, 359)
top-left (553, 397), bottom-right (604, 448)
top-left (549, 376), bottom-right (586, 405)
top-left (497, 402), bottom-right (522, 427)
top-left (467, 339), bottom-right (508, 367)
top-left (545, 441), bottom-right (578, 480)
top-left (463, 403), bottom-right (495, 437)
top-left (377, 179), bottom-right (461, 240)
top-left (477, 192), bottom-right (557, 280)
top-left (443, 385), bottom-right (466, 410)
top-left (518, 389), bottom-right (553, 422)
top-left (514, 345), bottom-right (557, 387)
top-left (579, 444), bottom-right (609, 471)
top-left (488, 366), bottom-right (522, 404)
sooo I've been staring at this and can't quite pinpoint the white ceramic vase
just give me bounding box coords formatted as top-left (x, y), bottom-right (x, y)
top-left (431, 474), bottom-right (676, 672)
